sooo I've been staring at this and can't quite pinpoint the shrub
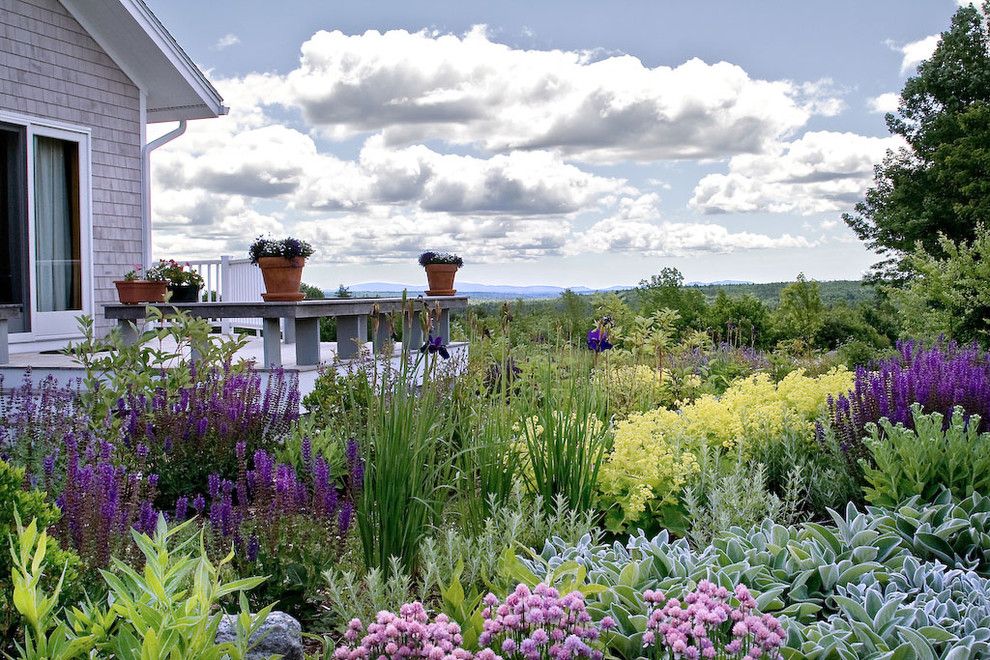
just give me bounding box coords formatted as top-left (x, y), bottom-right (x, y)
top-left (0, 373), bottom-right (86, 483)
top-left (0, 460), bottom-right (80, 642)
top-left (181, 444), bottom-right (360, 616)
top-left (118, 366), bottom-right (299, 504)
top-left (861, 405), bottom-right (990, 507)
top-left (598, 368), bottom-right (852, 532)
top-left (8, 514), bottom-right (272, 659)
top-left (826, 339), bottom-right (990, 458)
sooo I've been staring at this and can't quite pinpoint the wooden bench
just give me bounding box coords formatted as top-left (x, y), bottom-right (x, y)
top-left (103, 297), bottom-right (468, 367)
top-left (0, 304), bottom-right (21, 365)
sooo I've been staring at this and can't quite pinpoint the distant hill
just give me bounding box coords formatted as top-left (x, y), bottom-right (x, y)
top-left (341, 279), bottom-right (872, 305)
top-left (346, 281), bottom-right (631, 299)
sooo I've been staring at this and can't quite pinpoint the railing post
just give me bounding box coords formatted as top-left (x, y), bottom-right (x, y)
top-left (402, 308), bottom-right (423, 354)
top-left (220, 255), bottom-right (232, 334)
top-left (437, 308), bottom-right (451, 343)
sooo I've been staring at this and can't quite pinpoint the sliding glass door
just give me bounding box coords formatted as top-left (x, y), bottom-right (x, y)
top-left (28, 126), bottom-right (90, 337)
top-left (0, 123), bottom-right (28, 332)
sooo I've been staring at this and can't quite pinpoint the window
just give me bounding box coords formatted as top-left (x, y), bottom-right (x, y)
top-left (0, 123), bottom-right (28, 332)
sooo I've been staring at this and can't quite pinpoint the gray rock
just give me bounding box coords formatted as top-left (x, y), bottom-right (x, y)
top-left (215, 610), bottom-right (303, 660)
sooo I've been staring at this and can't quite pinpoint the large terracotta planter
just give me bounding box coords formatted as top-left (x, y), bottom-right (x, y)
top-left (114, 280), bottom-right (167, 305)
top-left (425, 264), bottom-right (458, 296)
top-left (258, 256), bottom-right (306, 302)
top-left (167, 284), bottom-right (201, 303)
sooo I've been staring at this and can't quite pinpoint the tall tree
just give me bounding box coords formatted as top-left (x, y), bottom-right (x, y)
top-left (844, 2), bottom-right (990, 281)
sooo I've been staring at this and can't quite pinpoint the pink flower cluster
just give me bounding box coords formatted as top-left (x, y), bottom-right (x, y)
top-left (477, 583), bottom-right (603, 660)
top-left (642, 581), bottom-right (784, 659)
top-left (332, 601), bottom-right (472, 659)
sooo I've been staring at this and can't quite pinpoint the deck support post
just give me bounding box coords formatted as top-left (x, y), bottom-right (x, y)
top-left (262, 317), bottom-right (282, 367)
top-left (336, 314), bottom-right (367, 360)
top-left (294, 318), bottom-right (320, 366)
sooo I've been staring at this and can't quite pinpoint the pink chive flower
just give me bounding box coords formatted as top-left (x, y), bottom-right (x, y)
top-left (479, 583), bottom-right (604, 659)
top-left (642, 581), bottom-right (785, 659)
top-left (331, 601), bottom-right (472, 659)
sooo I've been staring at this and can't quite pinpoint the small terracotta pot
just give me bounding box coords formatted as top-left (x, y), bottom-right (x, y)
top-left (114, 280), bottom-right (167, 305)
top-left (258, 256), bottom-right (306, 302)
top-left (424, 263), bottom-right (458, 296)
top-left (167, 284), bottom-right (201, 303)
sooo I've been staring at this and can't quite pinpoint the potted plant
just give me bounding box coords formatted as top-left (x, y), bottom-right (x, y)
top-left (249, 236), bottom-right (314, 302)
top-left (156, 259), bottom-right (204, 303)
top-left (419, 251), bottom-right (463, 296)
top-left (114, 265), bottom-right (167, 304)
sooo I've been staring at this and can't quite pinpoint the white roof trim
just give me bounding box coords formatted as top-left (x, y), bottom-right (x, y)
top-left (59, 0), bottom-right (227, 123)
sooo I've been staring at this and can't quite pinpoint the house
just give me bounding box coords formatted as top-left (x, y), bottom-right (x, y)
top-left (0, 0), bottom-right (225, 348)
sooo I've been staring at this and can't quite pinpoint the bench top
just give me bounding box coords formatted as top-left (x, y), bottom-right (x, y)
top-left (104, 296), bottom-right (469, 320)
top-left (0, 304), bottom-right (21, 320)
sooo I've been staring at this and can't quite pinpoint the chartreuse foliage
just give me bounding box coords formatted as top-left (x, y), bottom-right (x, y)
top-left (597, 368), bottom-right (853, 532)
top-left (8, 514), bottom-right (271, 660)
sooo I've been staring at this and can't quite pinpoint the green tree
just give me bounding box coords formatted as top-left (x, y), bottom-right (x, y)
top-left (703, 291), bottom-right (772, 348)
top-left (300, 282), bottom-right (325, 299)
top-left (892, 226), bottom-right (990, 345)
top-left (635, 267), bottom-right (707, 329)
top-left (844, 2), bottom-right (990, 280)
top-left (773, 273), bottom-right (824, 344)
top-left (335, 284), bottom-right (352, 299)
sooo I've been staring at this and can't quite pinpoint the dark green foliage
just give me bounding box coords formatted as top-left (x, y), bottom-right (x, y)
top-left (844, 1), bottom-right (990, 280)
top-left (703, 291), bottom-right (772, 348)
top-left (633, 268), bottom-right (707, 330)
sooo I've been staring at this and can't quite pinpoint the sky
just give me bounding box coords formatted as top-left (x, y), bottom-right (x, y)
top-left (144, 0), bottom-right (969, 289)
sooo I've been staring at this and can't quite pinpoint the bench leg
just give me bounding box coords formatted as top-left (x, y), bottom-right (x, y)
top-left (0, 318), bottom-right (7, 365)
top-left (117, 319), bottom-right (139, 346)
top-left (372, 314), bottom-right (393, 354)
top-left (336, 314), bottom-right (367, 360)
top-left (402, 312), bottom-right (424, 354)
top-left (294, 318), bottom-right (320, 366)
top-left (262, 317), bottom-right (282, 367)
top-left (282, 317), bottom-right (296, 344)
top-left (437, 309), bottom-right (451, 343)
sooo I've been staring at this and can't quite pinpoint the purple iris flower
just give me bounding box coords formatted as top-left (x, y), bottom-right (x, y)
top-left (420, 335), bottom-right (450, 359)
top-left (587, 327), bottom-right (613, 352)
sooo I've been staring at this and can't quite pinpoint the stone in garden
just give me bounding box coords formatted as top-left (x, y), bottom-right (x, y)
top-left (216, 611), bottom-right (303, 660)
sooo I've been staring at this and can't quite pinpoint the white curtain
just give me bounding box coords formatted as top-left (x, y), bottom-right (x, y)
top-left (34, 136), bottom-right (78, 312)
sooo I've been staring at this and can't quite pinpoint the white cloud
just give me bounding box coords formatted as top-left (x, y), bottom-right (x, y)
top-left (213, 33), bottom-right (240, 50)
top-left (568, 194), bottom-right (811, 257)
top-left (895, 34), bottom-right (940, 73)
top-left (280, 26), bottom-right (840, 162)
top-left (689, 131), bottom-right (903, 215)
top-left (868, 92), bottom-right (900, 114)
top-left (293, 209), bottom-right (571, 264)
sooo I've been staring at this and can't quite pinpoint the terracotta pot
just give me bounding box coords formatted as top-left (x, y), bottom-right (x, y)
top-left (167, 284), bottom-right (201, 303)
top-left (114, 280), bottom-right (167, 305)
top-left (424, 263), bottom-right (458, 296)
top-left (257, 256), bottom-right (306, 302)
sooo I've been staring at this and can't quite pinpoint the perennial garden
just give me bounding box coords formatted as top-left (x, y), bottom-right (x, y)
top-left (2, 278), bottom-right (990, 659)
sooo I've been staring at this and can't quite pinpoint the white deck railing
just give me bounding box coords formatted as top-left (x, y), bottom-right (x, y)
top-left (184, 256), bottom-right (265, 334)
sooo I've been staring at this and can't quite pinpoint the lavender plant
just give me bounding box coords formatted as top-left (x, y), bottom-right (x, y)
top-left (118, 366), bottom-right (299, 503)
top-left (181, 443), bottom-right (361, 615)
top-left (0, 373), bottom-right (87, 483)
top-left (826, 339), bottom-right (990, 458)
